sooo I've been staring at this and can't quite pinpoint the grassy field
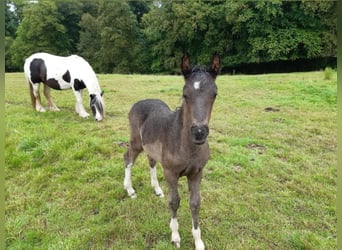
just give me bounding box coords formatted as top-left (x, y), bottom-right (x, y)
top-left (5, 71), bottom-right (336, 249)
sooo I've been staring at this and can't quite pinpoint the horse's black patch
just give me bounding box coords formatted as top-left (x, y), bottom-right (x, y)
top-left (30, 58), bottom-right (47, 83)
top-left (46, 78), bottom-right (61, 90)
top-left (62, 70), bottom-right (71, 83)
top-left (74, 79), bottom-right (86, 90)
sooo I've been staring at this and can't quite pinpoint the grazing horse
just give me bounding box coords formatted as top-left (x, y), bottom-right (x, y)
top-left (24, 52), bottom-right (104, 121)
top-left (123, 53), bottom-right (220, 249)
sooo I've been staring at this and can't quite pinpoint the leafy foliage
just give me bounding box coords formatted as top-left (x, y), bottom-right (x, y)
top-left (10, 0), bottom-right (70, 68)
top-left (5, 0), bottom-right (337, 73)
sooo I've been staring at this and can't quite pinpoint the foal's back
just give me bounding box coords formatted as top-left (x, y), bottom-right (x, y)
top-left (128, 99), bottom-right (176, 149)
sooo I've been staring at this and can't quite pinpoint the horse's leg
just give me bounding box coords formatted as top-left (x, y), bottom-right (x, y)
top-left (43, 85), bottom-right (60, 111)
top-left (73, 89), bottom-right (90, 118)
top-left (164, 169), bottom-right (181, 248)
top-left (28, 81), bottom-right (36, 109)
top-left (123, 135), bottom-right (143, 198)
top-left (188, 171), bottom-right (205, 250)
top-left (31, 83), bottom-right (46, 112)
top-left (148, 156), bottom-right (164, 197)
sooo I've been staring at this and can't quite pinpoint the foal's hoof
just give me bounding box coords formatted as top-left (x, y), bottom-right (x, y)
top-left (129, 193), bottom-right (137, 199)
top-left (125, 187), bottom-right (137, 198)
top-left (171, 233), bottom-right (181, 248)
top-left (154, 187), bottom-right (164, 198)
top-left (172, 240), bottom-right (181, 248)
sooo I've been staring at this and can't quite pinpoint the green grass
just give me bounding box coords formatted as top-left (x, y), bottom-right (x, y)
top-left (5, 71), bottom-right (336, 249)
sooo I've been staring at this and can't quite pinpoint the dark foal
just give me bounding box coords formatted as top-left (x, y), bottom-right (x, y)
top-left (124, 53), bottom-right (220, 250)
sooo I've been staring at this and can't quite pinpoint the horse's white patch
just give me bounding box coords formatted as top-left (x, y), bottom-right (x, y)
top-left (194, 81), bottom-right (201, 90)
top-left (150, 166), bottom-right (164, 197)
top-left (170, 218), bottom-right (181, 248)
top-left (192, 226), bottom-right (205, 250)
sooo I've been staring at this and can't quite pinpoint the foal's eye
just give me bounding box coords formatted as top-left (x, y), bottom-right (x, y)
top-left (183, 94), bottom-right (188, 99)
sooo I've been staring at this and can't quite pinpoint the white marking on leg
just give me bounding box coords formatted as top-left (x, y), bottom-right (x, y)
top-left (124, 163), bottom-right (136, 198)
top-left (35, 102), bottom-right (46, 112)
top-left (170, 218), bottom-right (181, 248)
top-left (74, 90), bottom-right (89, 118)
top-left (150, 166), bottom-right (164, 197)
top-left (192, 225), bottom-right (205, 250)
top-left (33, 85), bottom-right (46, 112)
top-left (194, 81), bottom-right (201, 90)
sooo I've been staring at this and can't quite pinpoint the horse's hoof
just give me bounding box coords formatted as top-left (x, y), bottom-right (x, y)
top-left (50, 107), bottom-right (60, 112)
top-left (37, 107), bottom-right (46, 112)
top-left (79, 113), bottom-right (90, 118)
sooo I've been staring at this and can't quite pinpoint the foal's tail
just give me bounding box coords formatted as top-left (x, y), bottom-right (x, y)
top-left (28, 82), bottom-right (36, 109)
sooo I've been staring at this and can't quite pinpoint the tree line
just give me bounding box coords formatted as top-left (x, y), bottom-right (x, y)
top-left (5, 0), bottom-right (337, 74)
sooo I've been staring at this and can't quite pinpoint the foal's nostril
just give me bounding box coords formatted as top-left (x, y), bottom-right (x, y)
top-left (191, 125), bottom-right (209, 144)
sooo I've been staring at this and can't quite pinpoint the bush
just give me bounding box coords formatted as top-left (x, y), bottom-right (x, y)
top-left (324, 67), bottom-right (334, 80)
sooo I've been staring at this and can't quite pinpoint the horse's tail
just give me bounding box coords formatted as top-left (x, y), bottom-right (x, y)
top-left (28, 81), bottom-right (36, 109)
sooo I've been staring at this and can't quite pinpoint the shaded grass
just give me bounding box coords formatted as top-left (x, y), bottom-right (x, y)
top-left (5, 71), bottom-right (336, 249)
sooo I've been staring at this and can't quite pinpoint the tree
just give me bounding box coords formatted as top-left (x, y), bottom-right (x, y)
top-left (10, 0), bottom-right (70, 69)
top-left (223, 0), bottom-right (336, 67)
top-left (78, 13), bottom-right (101, 72)
top-left (143, 0), bottom-right (228, 73)
top-left (5, 0), bottom-right (26, 38)
top-left (96, 0), bottom-right (140, 73)
top-left (5, 0), bottom-right (336, 73)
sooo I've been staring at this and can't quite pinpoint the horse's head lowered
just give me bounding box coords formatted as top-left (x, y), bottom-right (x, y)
top-left (181, 53), bottom-right (220, 145)
top-left (90, 91), bottom-right (104, 121)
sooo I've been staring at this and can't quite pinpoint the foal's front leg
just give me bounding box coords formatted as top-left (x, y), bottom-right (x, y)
top-left (188, 171), bottom-right (205, 250)
top-left (164, 170), bottom-right (181, 248)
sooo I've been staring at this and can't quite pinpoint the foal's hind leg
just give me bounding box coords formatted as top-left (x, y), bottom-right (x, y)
top-left (123, 140), bottom-right (143, 198)
top-left (43, 85), bottom-right (60, 111)
top-left (148, 156), bottom-right (164, 197)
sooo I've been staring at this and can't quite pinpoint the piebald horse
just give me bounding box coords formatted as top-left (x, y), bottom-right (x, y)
top-left (124, 53), bottom-right (220, 249)
top-left (24, 52), bottom-right (104, 121)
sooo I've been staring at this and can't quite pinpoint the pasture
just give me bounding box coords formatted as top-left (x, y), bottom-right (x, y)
top-left (5, 71), bottom-right (336, 249)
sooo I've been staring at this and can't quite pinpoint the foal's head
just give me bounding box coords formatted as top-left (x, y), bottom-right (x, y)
top-left (181, 53), bottom-right (220, 145)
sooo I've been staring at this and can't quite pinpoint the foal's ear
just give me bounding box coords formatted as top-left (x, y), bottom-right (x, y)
top-left (101, 90), bottom-right (104, 96)
top-left (181, 53), bottom-right (191, 78)
top-left (209, 53), bottom-right (220, 79)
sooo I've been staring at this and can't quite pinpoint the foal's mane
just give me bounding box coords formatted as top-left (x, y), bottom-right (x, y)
top-left (191, 65), bottom-right (207, 73)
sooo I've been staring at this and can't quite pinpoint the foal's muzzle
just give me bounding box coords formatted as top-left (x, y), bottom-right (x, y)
top-left (191, 125), bottom-right (209, 145)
